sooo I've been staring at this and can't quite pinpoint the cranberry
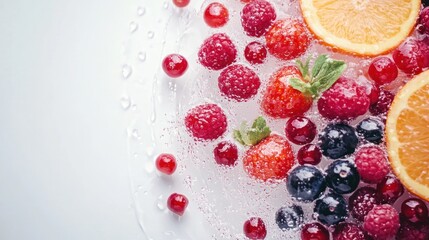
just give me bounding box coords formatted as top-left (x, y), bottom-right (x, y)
top-left (204, 2), bottom-right (229, 28)
top-left (377, 175), bottom-right (404, 204)
top-left (167, 193), bottom-right (189, 216)
top-left (369, 90), bottom-right (394, 116)
top-left (155, 153), bottom-right (177, 175)
top-left (285, 116), bottom-right (316, 145)
top-left (172, 0), bottom-right (190, 8)
top-left (368, 57), bottom-right (398, 85)
top-left (244, 42), bottom-right (267, 65)
top-left (301, 222), bottom-right (329, 240)
top-left (213, 141), bottom-right (238, 166)
top-left (392, 38), bottom-right (426, 75)
top-left (401, 198), bottom-right (429, 223)
top-left (243, 217), bottom-right (267, 240)
top-left (162, 54), bottom-right (188, 78)
top-left (368, 83), bottom-right (380, 105)
top-left (297, 144), bottom-right (322, 165)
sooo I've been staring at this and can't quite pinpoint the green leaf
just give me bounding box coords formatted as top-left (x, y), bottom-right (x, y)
top-left (311, 55), bottom-right (328, 81)
top-left (233, 116), bottom-right (271, 146)
top-left (289, 77), bottom-right (311, 95)
top-left (296, 58), bottom-right (310, 79)
top-left (233, 130), bottom-right (245, 145)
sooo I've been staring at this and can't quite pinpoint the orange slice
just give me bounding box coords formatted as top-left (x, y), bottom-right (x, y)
top-left (300, 0), bottom-right (421, 56)
top-left (386, 70), bottom-right (429, 201)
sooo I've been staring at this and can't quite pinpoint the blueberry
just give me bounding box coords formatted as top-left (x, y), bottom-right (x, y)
top-left (286, 165), bottom-right (326, 202)
top-left (356, 118), bottom-right (384, 144)
top-left (325, 160), bottom-right (360, 194)
top-left (275, 205), bottom-right (304, 230)
top-left (319, 123), bottom-right (358, 159)
top-left (314, 191), bottom-right (348, 226)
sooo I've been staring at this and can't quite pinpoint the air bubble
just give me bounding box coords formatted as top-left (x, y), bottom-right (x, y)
top-left (129, 21), bottom-right (138, 33)
top-left (137, 6), bottom-right (146, 16)
top-left (122, 64), bottom-right (132, 79)
top-left (120, 96), bottom-right (131, 110)
top-left (131, 129), bottom-right (141, 140)
top-left (147, 31), bottom-right (155, 39)
top-left (138, 52), bottom-right (146, 62)
top-left (163, 2), bottom-right (169, 9)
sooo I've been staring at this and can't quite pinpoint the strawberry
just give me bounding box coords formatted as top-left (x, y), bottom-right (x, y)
top-left (234, 117), bottom-right (294, 182)
top-left (261, 55), bottom-right (347, 119)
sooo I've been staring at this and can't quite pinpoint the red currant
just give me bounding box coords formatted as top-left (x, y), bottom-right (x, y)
top-left (297, 144), bottom-right (322, 165)
top-left (301, 222), bottom-right (329, 240)
top-left (285, 116), bottom-right (316, 145)
top-left (368, 57), bottom-right (398, 85)
top-left (377, 175), bottom-right (404, 204)
top-left (203, 2), bottom-right (229, 28)
top-left (162, 54), bottom-right (188, 78)
top-left (167, 193), bottom-right (189, 216)
top-left (172, 0), bottom-right (190, 8)
top-left (213, 141), bottom-right (238, 166)
top-left (392, 38), bottom-right (425, 75)
top-left (244, 42), bottom-right (267, 65)
top-left (155, 153), bottom-right (177, 175)
top-left (243, 217), bottom-right (267, 240)
top-left (401, 198), bottom-right (429, 223)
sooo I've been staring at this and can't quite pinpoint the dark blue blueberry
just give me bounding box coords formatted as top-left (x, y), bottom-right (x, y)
top-left (286, 165), bottom-right (326, 202)
top-left (275, 205), bottom-right (304, 230)
top-left (356, 118), bottom-right (384, 144)
top-left (314, 191), bottom-right (348, 226)
top-left (325, 160), bottom-right (360, 194)
top-left (319, 123), bottom-right (358, 159)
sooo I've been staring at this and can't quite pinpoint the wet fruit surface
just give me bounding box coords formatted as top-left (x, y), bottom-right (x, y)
top-left (275, 205), bottom-right (304, 230)
top-left (319, 123), bottom-right (358, 159)
top-left (243, 217), bottom-right (267, 240)
top-left (325, 160), bottom-right (360, 194)
top-left (285, 116), bottom-right (316, 145)
top-left (162, 54), bottom-right (188, 78)
top-left (314, 191), bottom-right (348, 226)
top-left (287, 165), bottom-right (326, 202)
top-left (167, 193), bottom-right (189, 216)
top-left (155, 153), bottom-right (177, 175)
top-left (203, 2), bottom-right (229, 28)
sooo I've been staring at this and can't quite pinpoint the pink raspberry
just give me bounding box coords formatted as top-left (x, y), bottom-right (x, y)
top-left (198, 33), bottom-right (237, 70)
top-left (363, 204), bottom-right (400, 240)
top-left (355, 146), bottom-right (390, 184)
top-left (397, 215), bottom-right (429, 240)
top-left (184, 103), bottom-right (227, 140)
top-left (241, 0), bottom-right (276, 37)
top-left (218, 64), bottom-right (261, 101)
top-left (333, 223), bottom-right (367, 240)
top-left (317, 77), bottom-right (370, 120)
top-left (348, 186), bottom-right (379, 221)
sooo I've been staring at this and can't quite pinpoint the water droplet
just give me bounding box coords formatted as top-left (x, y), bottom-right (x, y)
top-left (131, 103), bottom-right (137, 111)
top-left (138, 52), bottom-right (146, 62)
top-left (157, 195), bottom-right (165, 210)
top-left (122, 64), bottom-right (132, 79)
top-left (147, 31), bottom-right (154, 39)
top-left (137, 6), bottom-right (146, 16)
top-left (163, 2), bottom-right (169, 9)
top-left (129, 21), bottom-right (138, 33)
top-left (120, 96), bottom-right (131, 110)
top-left (131, 129), bottom-right (141, 140)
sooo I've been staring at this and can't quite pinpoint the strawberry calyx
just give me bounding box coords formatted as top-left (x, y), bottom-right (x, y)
top-left (233, 116), bottom-right (271, 146)
top-left (290, 55), bottom-right (346, 98)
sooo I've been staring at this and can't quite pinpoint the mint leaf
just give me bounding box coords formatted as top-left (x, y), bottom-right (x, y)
top-left (311, 55), bottom-right (328, 81)
top-left (233, 117), bottom-right (271, 146)
top-left (296, 58), bottom-right (310, 79)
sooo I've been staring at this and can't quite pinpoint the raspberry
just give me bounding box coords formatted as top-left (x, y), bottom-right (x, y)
top-left (369, 89), bottom-right (394, 116)
top-left (397, 215), bottom-right (429, 240)
top-left (244, 41), bottom-right (267, 65)
top-left (241, 0), bottom-right (276, 37)
top-left (368, 57), bottom-right (398, 85)
top-left (198, 33), bottom-right (237, 70)
top-left (213, 141), bottom-right (238, 166)
top-left (392, 38), bottom-right (426, 75)
top-left (317, 77), bottom-right (370, 120)
top-left (354, 146), bottom-right (390, 184)
top-left (333, 223), bottom-right (367, 240)
top-left (363, 204), bottom-right (400, 240)
top-left (348, 186), bottom-right (379, 221)
top-left (217, 64), bottom-right (261, 101)
top-left (265, 18), bottom-right (311, 61)
top-left (184, 103), bottom-right (227, 140)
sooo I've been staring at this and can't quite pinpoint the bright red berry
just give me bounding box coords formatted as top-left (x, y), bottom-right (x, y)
top-left (162, 54), bottom-right (188, 78)
top-left (184, 103), bottom-right (227, 141)
top-left (213, 141), bottom-right (238, 166)
top-left (369, 89), bottom-right (394, 116)
top-left (172, 0), bottom-right (190, 8)
top-left (401, 198), bottom-right (429, 223)
top-left (318, 77), bottom-right (370, 120)
top-left (397, 215), bottom-right (429, 240)
top-left (241, 0), bottom-right (276, 37)
top-left (244, 42), bottom-right (267, 65)
top-left (354, 146), bottom-right (390, 184)
top-left (368, 57), bottom-right (398, 85)
top-left (377, 175), bottom-right (404, 204)
top-left (368, 82), bottom-right (380, 105)
top-left (265, 18), bottom-right (310, 61)
top-left (203, 2), bottom-right (229, 28)
top-left (285, 116), bottom-right (316, 145)
top-left (393, 38), bottom-right (426, 75)
top-left (198, 33), bottom-right (237, 70)
top-left (167, 193), bottom-right (189, 216)
top-left (301, 222), bottom-right (329, 240)
top-left (333, 223), bottom-right (367, 240)
top-left (297, 144), bottom-right (322, 165)
top-left (243, 217), bottom-right (267, 240)
top-left (261, 66), bottom-right (312, 118)
top-left (218, 64), bottom-right (260, 101)
top-left (348, 186), bottom-right (379, 221)
top-left (155, 153), bottom-right (177, 175)
top-left (363, 204), bottom-right (400, 240)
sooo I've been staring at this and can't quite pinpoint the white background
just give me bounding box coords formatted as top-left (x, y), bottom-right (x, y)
top-left (0, 0), bottom-right (145, 239)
